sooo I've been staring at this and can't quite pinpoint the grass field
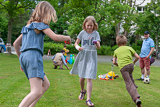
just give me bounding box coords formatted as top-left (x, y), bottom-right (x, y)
top-left (0, 53), bottom-right (160, 107)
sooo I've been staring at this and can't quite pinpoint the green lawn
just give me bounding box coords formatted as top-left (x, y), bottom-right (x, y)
top-left (0, 53), bottom-right (160, 107)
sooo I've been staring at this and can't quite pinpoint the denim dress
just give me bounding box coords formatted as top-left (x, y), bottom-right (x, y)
top-left (19, 22), bottom-right (49, 81)
top-left (70, 30), bottom-right (101, 79)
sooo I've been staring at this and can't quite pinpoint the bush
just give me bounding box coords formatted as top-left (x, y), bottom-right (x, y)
top-left (43, 42), bottom-right (64, 55)
top-left (132, 43), bottom-right (141, 54)
top-left (97, 45), bottom-right (115, 55)
top-left (43, 42), bottom-right (141, 55)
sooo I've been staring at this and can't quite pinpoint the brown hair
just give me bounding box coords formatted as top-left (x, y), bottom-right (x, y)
top-left (82, 16), bottom-right (98, 31)
top-left (116, 35), bottom-right (127, 46)
top-left (27, 1), bottom-right (57, 25)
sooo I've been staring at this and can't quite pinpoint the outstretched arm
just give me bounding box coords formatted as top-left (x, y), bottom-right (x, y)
top-left (61, 56), bottom-right (69, 70)
top-left (43, 28), bottom-right (71, 44)
top-left (133, 53), bottom-right (140, 64)
top-left (113, 57), bottom-right (118, 66)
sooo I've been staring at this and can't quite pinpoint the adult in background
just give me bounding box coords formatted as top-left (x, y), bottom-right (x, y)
top-left (137, 31), bottom-right (155, 81)
top-left (52, 50), bottom-right (69, 70)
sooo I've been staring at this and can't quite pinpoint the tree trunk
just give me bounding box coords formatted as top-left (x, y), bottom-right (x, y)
top-left (124, 30), bottom-right (128, 37)
top-left (7, 17), bottom-right (12, 55)
top-left (135, 34), bottom-right (139, 44)
top-left (115, 22), bottom-right (121, 36)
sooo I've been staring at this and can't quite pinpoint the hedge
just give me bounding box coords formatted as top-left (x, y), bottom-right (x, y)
top-left (43, 42), bottom-right (141, 55)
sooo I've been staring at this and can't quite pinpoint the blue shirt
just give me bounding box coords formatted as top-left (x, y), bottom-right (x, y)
top-left (139, 37), bottom-right (154, 58)
top-left (20, 22), bottom-right (49, 56)
top-left (52, 54), bottom-right (67, 66)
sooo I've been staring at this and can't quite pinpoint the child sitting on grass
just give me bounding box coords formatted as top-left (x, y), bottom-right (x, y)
top-left (112, 35), bottom-right (142, 107)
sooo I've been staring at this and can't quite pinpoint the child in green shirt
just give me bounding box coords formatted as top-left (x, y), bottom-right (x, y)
top-left (113, 35), bottom-right (142, 107)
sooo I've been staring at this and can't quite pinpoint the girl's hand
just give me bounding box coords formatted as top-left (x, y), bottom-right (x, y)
top-left (95, 41), bottom-right (101, 49)
top-left (93, 40), bottom-right (97, 44)
top-left (66, 36), bottom-right (71, 44)
top-left (78, 47), bottom-right (83, 51)
top-left (20, 66), bottom-right (23, 71)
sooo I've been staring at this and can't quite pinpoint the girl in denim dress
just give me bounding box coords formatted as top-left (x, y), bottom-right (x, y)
top-left (13, 1), bottom-right (71, 107)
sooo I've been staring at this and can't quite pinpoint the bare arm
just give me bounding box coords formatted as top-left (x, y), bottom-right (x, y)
top-left (74, 38), bottom-right (83, 51)
top-left (13, 34), bottom-right (22, 58)
top-left (133, 53), bottom-right (140, 64)
top-left (95, 41), bottom-right (101, 49)
top-left (146, 47), bottom-right (154, 58)
top-left (65, 65), bottom-right (70, 70)
top-left (113, 57), bottom-right (118, 66)
top-left (42, 28), bottom-right (71, 44)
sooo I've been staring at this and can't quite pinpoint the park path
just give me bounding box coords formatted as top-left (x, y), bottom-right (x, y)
top-left (9, 46), bottom-right (160, 67)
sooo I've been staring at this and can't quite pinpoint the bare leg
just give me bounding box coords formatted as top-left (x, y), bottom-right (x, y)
top-left (86, 79), bottom-right (92, 100)
top-left (78, 78), bottom-right (85, 100)
top-left (79, 78), bottom-right (85, 91)
top-left (29, 75), bottom-right (50, 107)
top-left (146, 68), bottom-right (150, 76)
top-left (19, 77), bottom-right (43, 107)
top-left (141, 68), bottom-right (145, 75)
top-left (143, 67), bottom-right (146, 77)
top-left (86, 79), bottom-right (94, 106)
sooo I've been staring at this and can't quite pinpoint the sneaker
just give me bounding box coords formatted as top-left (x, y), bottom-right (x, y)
top-left (136, 98), bottom-right (142, 107)
top-left (136, 78), bottom-right (144, 81)
top-left (54, 66), bottom-right (57, 69)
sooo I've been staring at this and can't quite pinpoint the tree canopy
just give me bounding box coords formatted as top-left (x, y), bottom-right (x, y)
top-left (0, 0), bottom-right (160, 53)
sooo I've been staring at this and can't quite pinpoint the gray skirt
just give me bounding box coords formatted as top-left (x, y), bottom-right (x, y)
top-left (70, 46), bottom-right (97, 79)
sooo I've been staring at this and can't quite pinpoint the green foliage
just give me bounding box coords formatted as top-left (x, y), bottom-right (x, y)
top-left (50, 16), bottom-right (69, 34)
top-left (0, 12), bottom-right (8, 43)
top-left (131, 40), bottom-right (142, 54)
top-left (97, 45), bottom-right (112, 55)
top-left (43, 42), bottom-right (64, 55)
top-left (0, 0), bottom-right (160, 50)
top-left (44, 42), bottom-right (121, 56)
top-left (66, 44), bottom-right (78, 54)
top-left (43, 42), bottom-right (142, 56)
top-left (43, 42), bottom-right (79, 55)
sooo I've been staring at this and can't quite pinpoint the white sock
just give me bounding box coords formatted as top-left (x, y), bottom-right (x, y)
top-left (141, 75), bottom-right (144, 79)
top-left (146, 75), bottom-right (149, 78)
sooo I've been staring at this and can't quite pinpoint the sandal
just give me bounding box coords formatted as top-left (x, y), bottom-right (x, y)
top-left (86, 99), bottom-right (94, 107)
top-left (78, 89), bottom-right (86, 100)
top-left (59, 67), bottom-right (64, 70)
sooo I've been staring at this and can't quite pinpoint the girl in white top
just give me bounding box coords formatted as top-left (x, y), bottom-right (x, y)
top-left (70, 16), bottom-right (101, 106)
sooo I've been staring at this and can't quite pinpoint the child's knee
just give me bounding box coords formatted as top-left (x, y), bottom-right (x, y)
top-left (43, 77), bottom-right (50, 90)
top-left (80, 78), bottom-right (85, 81)
top-left (31, 90), bottom-right (43, 98)
top-left (86, 78), bottom-right (92, 82)
top-left (45, 81), bottom-right (50, 90)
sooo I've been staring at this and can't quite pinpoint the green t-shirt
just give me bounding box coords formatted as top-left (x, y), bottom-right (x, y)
top-left (113, 46), bottom-right (136, 70)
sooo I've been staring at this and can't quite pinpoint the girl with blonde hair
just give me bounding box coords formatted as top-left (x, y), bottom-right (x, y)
top-left (13, 1), bottom-right (71, 107)
top-left (70, 16), bottom-right (101, 106)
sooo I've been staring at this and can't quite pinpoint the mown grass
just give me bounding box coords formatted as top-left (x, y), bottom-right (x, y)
top-left (0, 53), bottom-right (160, 107)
